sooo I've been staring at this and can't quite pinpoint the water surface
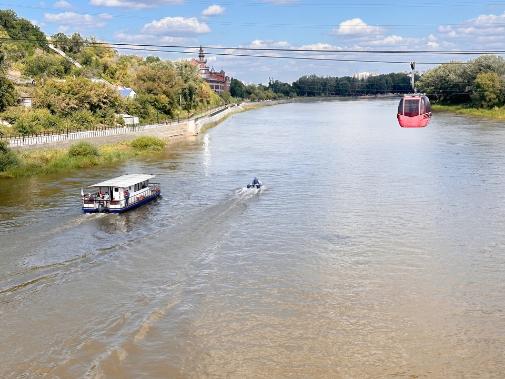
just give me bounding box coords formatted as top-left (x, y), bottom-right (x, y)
top-left (1, 99), bottom-right (505, 378)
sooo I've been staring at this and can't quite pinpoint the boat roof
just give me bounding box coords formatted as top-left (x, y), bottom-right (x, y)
top-left (90, 174), bottom-right (155, 188)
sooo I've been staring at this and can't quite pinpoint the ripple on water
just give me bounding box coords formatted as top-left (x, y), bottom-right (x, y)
top-left (2, 100), bottom-right (505, 377)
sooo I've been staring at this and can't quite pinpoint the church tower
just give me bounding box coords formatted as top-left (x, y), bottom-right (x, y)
top-left (198, 46), bottom-right (207, 64)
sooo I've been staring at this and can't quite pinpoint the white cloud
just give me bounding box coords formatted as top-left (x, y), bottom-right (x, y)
top-left (44, 12), bottom-right (112, 28)
top-left (202, 4), bottom-right (225, 17)
top-left (426, 34), bottom-right (439, 49)
top-left (437, 11), bottom-right (505, 47)
top-left (248, 39), bottom-right (290, 48)
top-left (334, 18), bottom-right (383, 36)
top-left (438, 12), bottom-right (505, 38)
top-left (299, 43), bottom-right (338, 50)
top-left (90, 0), bottom-right (183, 9)
top-left (53, 0), bottom-right (71, 8)
top-left (367, 35), bottom-right (404, 46)
top-left (115, 31), bottom-right (191, 45)
top-left (142, 17), bottom-right (210, 36)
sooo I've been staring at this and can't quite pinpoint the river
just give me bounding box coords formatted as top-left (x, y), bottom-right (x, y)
top-left (1, 99), bottom-right (505, 378)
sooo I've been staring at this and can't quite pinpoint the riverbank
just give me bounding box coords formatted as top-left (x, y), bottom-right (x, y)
top-left (0, 137), bottom-right (168, 178)
top-left (0, 102), bottom-right (263, 179)
top-left (433, 104), bottom-right (505, 121)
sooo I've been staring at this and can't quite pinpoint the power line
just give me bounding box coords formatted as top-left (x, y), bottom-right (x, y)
top-left (4, 37), bottom-right (505, 55)
top-left (5, 36), bottom-right (499, 56)
top-left (100, 42), bottom-right (505, 56)
top-left (110, 46), bottom-right (470, 65)
top-left (0, 37), bottom-right (491, 65)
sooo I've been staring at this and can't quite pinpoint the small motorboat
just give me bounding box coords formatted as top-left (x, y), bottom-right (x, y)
top-left (247, 177), bottom-right (262, 189)
top-left (82, 174), bottom-right (160, 213)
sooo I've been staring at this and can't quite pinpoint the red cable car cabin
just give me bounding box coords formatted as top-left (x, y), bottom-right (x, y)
top-left (397, 95), bottom-right (432, 128)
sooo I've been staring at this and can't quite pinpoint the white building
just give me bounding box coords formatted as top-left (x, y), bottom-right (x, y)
top-left (353, 72), bottom-right (378, 80)
top-left (119, 114), bottom-right (139, 126)
top-left (19, 96), bottom-right (33, 108)
top-left (118, 87), bottom-right (137, 99)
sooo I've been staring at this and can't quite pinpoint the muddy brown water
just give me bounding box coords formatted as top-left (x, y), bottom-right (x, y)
top-left (1, 99), bottom-right (505, 378)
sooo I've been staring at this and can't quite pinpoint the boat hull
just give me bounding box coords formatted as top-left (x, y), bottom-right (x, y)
top-left (82, 192), bottom-right (161, 214)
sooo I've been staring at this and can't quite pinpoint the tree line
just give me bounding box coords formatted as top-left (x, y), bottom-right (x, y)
top-left (231, 55), bottom-right (505, 110)
top-left (417, 55), bottom-right (505, 108)
top-left (231, 72), bottom-right (415, 100)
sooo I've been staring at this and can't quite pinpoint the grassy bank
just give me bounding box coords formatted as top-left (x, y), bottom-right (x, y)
top-left (0, 137), bottom-right (166, 179)
top-left (433, 104), bottom-right (505, 121)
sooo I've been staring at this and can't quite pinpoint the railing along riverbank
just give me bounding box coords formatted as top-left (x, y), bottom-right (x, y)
top-left (2, 104), bottom-right (240, 148)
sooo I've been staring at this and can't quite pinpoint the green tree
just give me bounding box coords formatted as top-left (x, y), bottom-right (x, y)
top-left (0, 10), bottom-right (46, 48)
top-left (230, 78), bottom-right (246, 98)
top-left (14, 109), bottom-right (62, 135)
top-left (472, 72), bottom-right (504, 108)
top-left (24, 54), bottom-right (72, 78)
top-left (417, 55), bottom-right (505, 106)
top-left (417, 63), bottom-right (470, 104)
top-left (268, 80), bottom-right (295, 97)
top-left (133, 61), bottom-right (182, 116)
top-left (0, 74), bottom-right (16, 112)
top-left (145, 56), bottom-right (161, 64)
top-left (35, 77), bottom-right (123, 118)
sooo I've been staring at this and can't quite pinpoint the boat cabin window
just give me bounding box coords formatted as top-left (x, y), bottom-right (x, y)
top-left (114, 188), bottom-right (118, 192)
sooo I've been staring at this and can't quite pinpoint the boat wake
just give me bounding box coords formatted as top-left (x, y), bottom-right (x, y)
top-left (236, 185), bottom-right (266, 197)
top-left (0, 187), bottom-right (265, 302)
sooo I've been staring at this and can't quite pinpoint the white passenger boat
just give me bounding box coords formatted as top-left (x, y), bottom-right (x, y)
top-left (82, 174), bottom-right (161, 213)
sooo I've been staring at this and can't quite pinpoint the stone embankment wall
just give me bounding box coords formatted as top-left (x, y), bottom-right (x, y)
top-left (6, 104), bottom-right (242, 149)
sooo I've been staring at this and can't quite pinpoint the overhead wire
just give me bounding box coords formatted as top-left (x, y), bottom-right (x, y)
top-left (0, 37), bottom-right (500, 65)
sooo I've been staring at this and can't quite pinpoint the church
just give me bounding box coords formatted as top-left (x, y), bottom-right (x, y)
top-left (191, 47), bottom-right (230, 94)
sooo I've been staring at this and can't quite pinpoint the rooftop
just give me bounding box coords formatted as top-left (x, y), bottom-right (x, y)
top-left (90, 174), bottom-right (155, 188)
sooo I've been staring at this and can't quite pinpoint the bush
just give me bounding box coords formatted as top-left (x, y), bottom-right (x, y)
top-left (14, 109), bottom-right (63, 135)
top-left (472, 72), bottom-right (504, 108)
top-left (24, 54), bottom-right (72, 78)
top-left (35, 77), bottom-right (123, 117)
top-left (0, 75), bottom-right (17, 112)
top-left (0, 140), bottom-right (18, 171)
top-left (1, 107), bottom-right (26, 124)
top-left (130, 136), bottom-right (165, 151)
top-left (68, 110), bottom-right (97, 130)
top-left (68, 141), bottom-right (99, 157)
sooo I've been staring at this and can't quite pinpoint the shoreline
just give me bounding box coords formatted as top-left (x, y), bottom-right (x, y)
top-left (0, 102), bottom-right (266, 179)
top-left (432, 104), bottom-right (505, 121)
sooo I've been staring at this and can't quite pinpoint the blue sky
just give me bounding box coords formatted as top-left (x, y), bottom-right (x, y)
top-left (6, 1), bottom-right (505, 82)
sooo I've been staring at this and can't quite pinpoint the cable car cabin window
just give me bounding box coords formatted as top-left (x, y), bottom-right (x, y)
top-left (420, 98), bottom-right (426, 115)
top-left (403, 99), bottom-right (420, 117)
top-left (423, 96), bottom-right (431, 113)
top-left (398, 98), bottom-right (404, 114)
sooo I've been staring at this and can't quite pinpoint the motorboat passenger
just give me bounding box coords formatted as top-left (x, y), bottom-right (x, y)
top-left (247, 177), bottom-right (262, 189)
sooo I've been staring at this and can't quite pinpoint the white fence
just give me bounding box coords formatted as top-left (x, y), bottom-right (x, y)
top-left (4, 105), bottom-right (236, 148)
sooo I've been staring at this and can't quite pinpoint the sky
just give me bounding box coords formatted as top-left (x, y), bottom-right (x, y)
top-left (6, 0), bottom-right (505, 83)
